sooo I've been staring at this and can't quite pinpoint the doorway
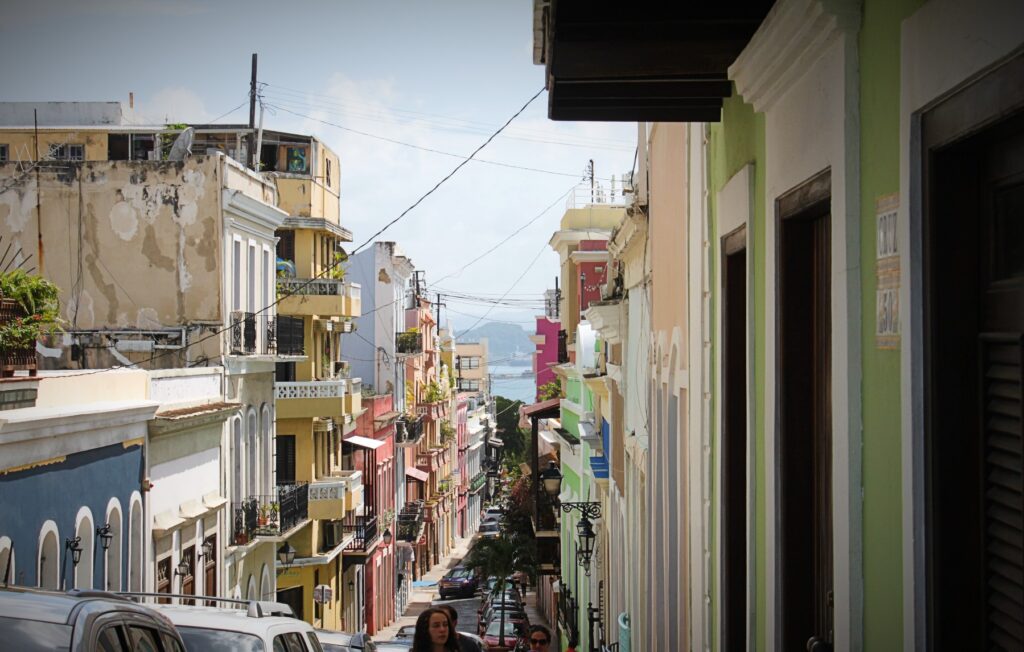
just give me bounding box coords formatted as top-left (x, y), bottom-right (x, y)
top-left (277, 585), bottom-right (304, 621)
top-left (777, 170), bottom-right (833, 651)
top-left (722, 226), bottom-right (748, 650)
top-left (925, 94), bottom-right (1024, 649)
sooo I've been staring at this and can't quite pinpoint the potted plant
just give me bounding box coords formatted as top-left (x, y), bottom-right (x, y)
top-left (0, 270), bottom-right (61, 375)
top-left (257, 504), bottom-right (270, 527)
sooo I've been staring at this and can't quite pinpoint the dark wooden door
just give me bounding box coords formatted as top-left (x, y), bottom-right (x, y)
top-left (203, 534), bottom-right (217, 606)
top-left (277, 585), bottom-right (304, 621)
top-left (722, 227), bottom-right (748, 651)
top-left (778, 171), bottom-right (833, 652)
top-left (180, 546), bottom-right (195, 605)
top-left (926, 109), bottom-right (1024, 651)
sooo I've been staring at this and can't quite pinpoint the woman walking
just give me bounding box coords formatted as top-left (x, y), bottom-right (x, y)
top-left (411, 606), bottom-right (460, 652)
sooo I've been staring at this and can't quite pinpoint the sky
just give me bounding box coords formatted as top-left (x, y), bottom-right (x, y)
top-left (0, 0), bottom-right (637, 333)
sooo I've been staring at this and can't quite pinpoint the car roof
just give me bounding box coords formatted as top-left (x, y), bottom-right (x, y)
top-left (151, 603), bottom-right (313, 636)
top-left (0, 587), bottom-right (166, 626)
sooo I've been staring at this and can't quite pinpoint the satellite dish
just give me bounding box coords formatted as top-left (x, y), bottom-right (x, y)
top-left (167, 127), bottom-right (195, 161)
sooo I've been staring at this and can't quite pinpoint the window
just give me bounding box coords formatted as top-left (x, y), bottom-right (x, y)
top-left (126, 625), bottom-right (161, 652)
top-left (274, 632), bottom-right (310, 652)
top-left (232, 240), bottom-right (242, 312)
top-left (247, 244), bottom-right (256, 313)
top-left (97, 624), bottom-right (127, 652)
top-left (286, 146), bottom-right (308, 173)
top-left (46, 144), bottom-right (84, 161)
top-left (277, 435), bottom-right (296, 485)
top-left (459, 356), bottom-right (480, 370)
top-left (0, 145), bottom-right (8, 163)
top-left (179, 627), bottom-right (262, 652)
top-left (325, 158), bottom-right (332, 188)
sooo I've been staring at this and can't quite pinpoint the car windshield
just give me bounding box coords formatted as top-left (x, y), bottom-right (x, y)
top-left (178, 626), bottom-right (265, 652)
top-left (449, 569), bottom-right (473, 579)
top-left (485, 620), bottom-right (519, 636)
top-left (0, 616), bottom-right (71, 651)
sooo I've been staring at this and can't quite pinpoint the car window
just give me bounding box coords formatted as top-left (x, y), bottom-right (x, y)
top-left (178, 626), bottom-right (265, 652)
top-left (98, 624), bottom-right (128, 652)
top-left (127, 625), bottom-right (162, 652)
top-left (275, 632), bottom-right (309, 652)
top-left (306, 632), bottom-right (324, 652)
top-left (160, 631), bottom-right (186, 652)
top-left (0, 615), bottom-right (72, 650)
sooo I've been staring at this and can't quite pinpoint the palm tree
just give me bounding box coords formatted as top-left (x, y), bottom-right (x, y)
top-left (463, 533), bottom-right (536, 649)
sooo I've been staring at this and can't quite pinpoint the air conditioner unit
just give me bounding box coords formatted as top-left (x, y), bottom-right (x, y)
top-left (322, 521), bottom-right (344, 549)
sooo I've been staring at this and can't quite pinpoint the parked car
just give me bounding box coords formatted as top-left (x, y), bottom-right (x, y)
top-left (482, 506), bottom-right (505, 520)
top-left (395, 624), bottom-right (416, 638)
top-left (478, 602), bottom-right (529, 635)
top-left (480, 619), bottom-right (526, 648)
top-left (375, 640), bottom-right (413, 651)
top-left (145, 596), bottom-right (322, 652)
top-left (316, 629), bottom-right (377, 652)
top-left (477, 521), bottom-right (500, 538)
top-left (0, 586), bottom-right (186, 652)
top-left (439, 566), bottom-right (480, 600)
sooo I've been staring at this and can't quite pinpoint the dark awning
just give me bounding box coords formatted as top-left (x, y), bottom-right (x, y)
top-left (521, 397), bottom-right (561, 420)
top-left (534, 0), bottom-right (773, 121)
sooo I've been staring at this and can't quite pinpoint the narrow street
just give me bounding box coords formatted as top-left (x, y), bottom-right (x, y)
top-left (375, 535), bottom-right (550, 644)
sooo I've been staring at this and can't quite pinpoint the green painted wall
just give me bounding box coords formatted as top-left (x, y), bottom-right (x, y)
top-left (859, 0), bottom-right (924, 647)
top-left (707, 91), bottom-right (767, 651)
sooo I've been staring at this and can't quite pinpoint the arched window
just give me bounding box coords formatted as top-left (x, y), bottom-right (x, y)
top-left (247, 407), bottom-right (258, 498)
top-left (104, 499), bottom-right (123, 591)
top-left (246, 574), bottom-right (257, 600)
top-left (74, 507), bottom-right (94, 590)
top-left (232, 415), bottom-right (244, 503)
top-left (0, 536), bottom-right (13, 585)
top-left (128, 493), bottom-right (143, 591)
top-left (38, 522), bottom-right (59, 590)
top-left (261, 404), bottom-right (273, 495)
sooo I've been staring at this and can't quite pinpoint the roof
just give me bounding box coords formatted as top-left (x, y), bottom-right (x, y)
top-left (344, 435), bottom-right (385, 450)
top-left (520, 397), bottom-right (561, 419)
top-left (0, 587), bottom-right (172, 626)
top-left (155, 402), bottom-right (239, 419)
top-left (150, 603), bottom-right (313, 637)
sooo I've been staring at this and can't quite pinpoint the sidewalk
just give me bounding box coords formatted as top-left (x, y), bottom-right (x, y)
top-left (375, 535), bottom-right (476, 641)
top-left (374, 534), bottom-right (553, 644)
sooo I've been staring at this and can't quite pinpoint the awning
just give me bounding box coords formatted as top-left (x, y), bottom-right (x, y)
top-left (521, 397), bottom-right (561, 419)
top-left (152, 510), bottom-right (184, 535)
top-left (405, 467), bottom-right (429, 482)
top-left (344, 435), bottom-right (385, 450)
top-left (539, 429), bottom-right (560, 446)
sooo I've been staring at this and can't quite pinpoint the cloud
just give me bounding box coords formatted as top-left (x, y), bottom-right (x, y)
top-left (130, 87), bottom-right (212, 125)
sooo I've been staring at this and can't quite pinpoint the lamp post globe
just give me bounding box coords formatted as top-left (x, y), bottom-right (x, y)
top-left (382, 528), bottom-right (393, 546)
top-left (96, 524), bottom-right (113, 552)
top-left (278, 542), bottom-right (296, 566)
top-left (540, 460), bottom-right (563, 498)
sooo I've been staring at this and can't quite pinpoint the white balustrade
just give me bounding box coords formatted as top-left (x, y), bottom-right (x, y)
top-left (274, 380), bottom-right (346, 400)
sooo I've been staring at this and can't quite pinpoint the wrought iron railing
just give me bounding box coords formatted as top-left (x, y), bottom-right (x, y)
top-left (558, 586), bottom-right (580, 648)
top-left (395, 414), bottom-right (424, 445)
top-left (229, 311), bottom-right (257, 354)
top-left (342, 514), bottom-right (379, 551)
top-left (397, 500), bottom-right (424, 542)
top-left (469, 471), bottom-right (487, 494)
top-left (395, 330), bottom-right (422, 355)
top-left (228, 312), bottom-right (304, 356)
top-left (231, 483), bottom-right (308, 545)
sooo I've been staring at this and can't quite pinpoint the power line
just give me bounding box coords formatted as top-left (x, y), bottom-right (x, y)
top-left (456, 241), bottom-right (550, 339)
top-left (348, 88), bottom-right (545, 256)
top-left (265, 102), bottom-right (593, 180)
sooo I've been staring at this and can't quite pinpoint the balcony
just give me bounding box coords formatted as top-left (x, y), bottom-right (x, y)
top-left (395, 330), bottom-right (423, 355)
top-left (343, 282), bottom-right (361, 318)
top-left (342, 514), bottom-right (379, 553)
top-left (469, 471), bottom-right (487, 494)
top-left (395, 414), bottom-right (425, 447)
top-left (232, 483), bottom-right (309, 545)
top-left (397, 500), bottom-right (425, 543)
top-left (275, 380), bottom-right (346, 420)
top-left (416, 400), bottom-right (447, 421)
top-left (309, 469), bottom-right (362, 521)
top-left (229, 312), bottom-right (302, 356)
top-left (344, 378), bottom-right (362, 415)
top-left (278, 278), bottom-right (345, 317)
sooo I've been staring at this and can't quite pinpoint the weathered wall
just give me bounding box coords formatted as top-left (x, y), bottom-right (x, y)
top-left (0, 129), bottom-right (109, 162)
top-left (0, 157), bottom-right (223, 330)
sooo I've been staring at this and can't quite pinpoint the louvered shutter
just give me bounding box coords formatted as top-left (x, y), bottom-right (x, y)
top-left (981, 333), bottom-right (1023, 649)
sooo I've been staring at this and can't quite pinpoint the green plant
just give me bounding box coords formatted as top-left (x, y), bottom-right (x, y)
top-left (440, 421), bottom-right (455, 445)
top-left (326, 251), bottom-right (348, 280)
top-left (424, 380), bottom-right (445, 403)
top-left (0, 271), bottom-right (62, 353)
top-left (538, 380), bottom-right (563, 401)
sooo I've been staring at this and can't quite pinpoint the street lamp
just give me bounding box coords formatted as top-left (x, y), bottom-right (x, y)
top-left (277, 542), bottom-right (296, 567)
top-left (173, 559), bottom-right (190, 578)
top-left (540, 460), bottom-right (563, 498)
top-left (65, 537), bottom-right (83, 566)
top-left (575, 516), bottom-right (597, 576)
top-left (95, 524), bottom-right (113, 552)
top-left (382, 528), bottom-right (393, 546)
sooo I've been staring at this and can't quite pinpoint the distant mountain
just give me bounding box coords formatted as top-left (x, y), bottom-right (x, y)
top-left (457, 322), bottom-right (533, 366)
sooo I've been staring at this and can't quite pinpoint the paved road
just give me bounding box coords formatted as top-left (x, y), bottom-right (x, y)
top-left (434, 595), bottom-right (481, 635)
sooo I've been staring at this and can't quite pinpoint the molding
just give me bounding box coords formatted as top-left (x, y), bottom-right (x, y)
top-left (730, 0), bottom-right (860, 113)
top-left (281, 216), bottom-right (353, 242)
top-left (222, 189), bottom-right (287, 235)
top-left (584, 300), bottom-right (625, 345)
top-left (549, 229), bottom-right (612, 261)
top-left (0, 401), bottom-right (159, 445)
top-left (607, 210), bottom-right (647, 260)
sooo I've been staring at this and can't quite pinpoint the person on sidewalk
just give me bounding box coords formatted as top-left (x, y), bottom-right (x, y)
top-left (437, 604), bottom-right (486, 651)
top-left (526, 625), bottom-right (552, 651)
top-left (412, 607), bottom-right (459, 652)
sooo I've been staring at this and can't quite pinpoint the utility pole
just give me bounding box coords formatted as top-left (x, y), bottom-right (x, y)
top-left (435, 292), bottom-right (446, 331)
top-left (34, 109), bottom-right (43, 276)
top-left (588, 158), bottom-right (595, 203)
top-left (554, 276), bottom-right (560, 319)
top-left (248, 53), bottom-right (258, 170)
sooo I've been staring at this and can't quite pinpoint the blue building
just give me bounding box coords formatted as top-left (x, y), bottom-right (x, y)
top-left (0, 375), bottom-right (157, 592)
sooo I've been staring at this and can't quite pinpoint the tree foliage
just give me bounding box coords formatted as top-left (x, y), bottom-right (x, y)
top-left (493, 395), bottom-right (528, 464)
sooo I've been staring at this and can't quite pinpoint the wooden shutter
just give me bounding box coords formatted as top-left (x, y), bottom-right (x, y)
top-left (981, 333), bottom-right (1023, 649)
top-left (277, 435), bottom-right (296, 486)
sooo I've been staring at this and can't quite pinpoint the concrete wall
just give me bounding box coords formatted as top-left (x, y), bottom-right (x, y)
top-left (0, 157), bottom-right (224, 330)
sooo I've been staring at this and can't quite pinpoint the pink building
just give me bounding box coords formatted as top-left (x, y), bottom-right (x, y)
top-left (532, 315), bottom-right (562, 401)
top-left (455, 394), bottom-right (469, 537)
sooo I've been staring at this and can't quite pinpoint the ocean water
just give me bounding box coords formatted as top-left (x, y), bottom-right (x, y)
top-left (487, 363), bottom-right (536, 404)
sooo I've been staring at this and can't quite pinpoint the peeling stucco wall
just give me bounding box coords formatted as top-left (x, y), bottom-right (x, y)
top-left (0, 157), bottom-right (224, 330)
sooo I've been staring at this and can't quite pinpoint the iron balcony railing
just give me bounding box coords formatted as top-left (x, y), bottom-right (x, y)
top-left (469, 471), bottom-right (487, 494)
top-left (395, 414), bottom-right (424, 445)
top-left (231, 483), bottom-right (309, 545)
top-left (342, 514), bottom-right (379, 552)
top-left (229, 312), bottom-right (304, 356)
top-left (395, 330), bottom-right (423, 355)
top-left (397, 500), bottom-right (425, 542)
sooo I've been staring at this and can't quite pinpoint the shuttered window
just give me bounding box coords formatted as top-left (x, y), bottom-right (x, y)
top-left (277, 435), bottom-right (296, 486)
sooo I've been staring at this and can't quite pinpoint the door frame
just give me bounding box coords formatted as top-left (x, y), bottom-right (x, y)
top-left (899, 5), bottom-right (1024, 644)
top-left (715, 164), bottom-right (757, 652)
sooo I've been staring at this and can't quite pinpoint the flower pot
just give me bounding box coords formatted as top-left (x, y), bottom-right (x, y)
top-left (1, 348), bottom-right (37, 378)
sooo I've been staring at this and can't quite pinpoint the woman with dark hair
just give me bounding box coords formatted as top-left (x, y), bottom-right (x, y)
top-left (411, 606), bottom-right (459, 652)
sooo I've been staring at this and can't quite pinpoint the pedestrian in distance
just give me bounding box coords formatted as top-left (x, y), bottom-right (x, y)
top-left (437, 603), bottom-right (486, 652)
top-left (526, 625), bottom-right (552, 651)
top-left (412, 607), bottom-right (460, 652)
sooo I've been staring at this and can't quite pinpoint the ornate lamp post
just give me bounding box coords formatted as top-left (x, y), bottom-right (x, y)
top-left (539, 459), bottom-right (602, 574)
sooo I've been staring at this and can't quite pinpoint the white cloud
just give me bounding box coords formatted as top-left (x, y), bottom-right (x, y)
top-left (130, 87), bottom-right (212, 125)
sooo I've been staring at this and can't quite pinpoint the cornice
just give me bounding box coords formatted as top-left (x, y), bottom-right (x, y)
top-left (730, 0), bottom-right (861, 113)
top-left (222, 189), bottom-right (287, 234)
